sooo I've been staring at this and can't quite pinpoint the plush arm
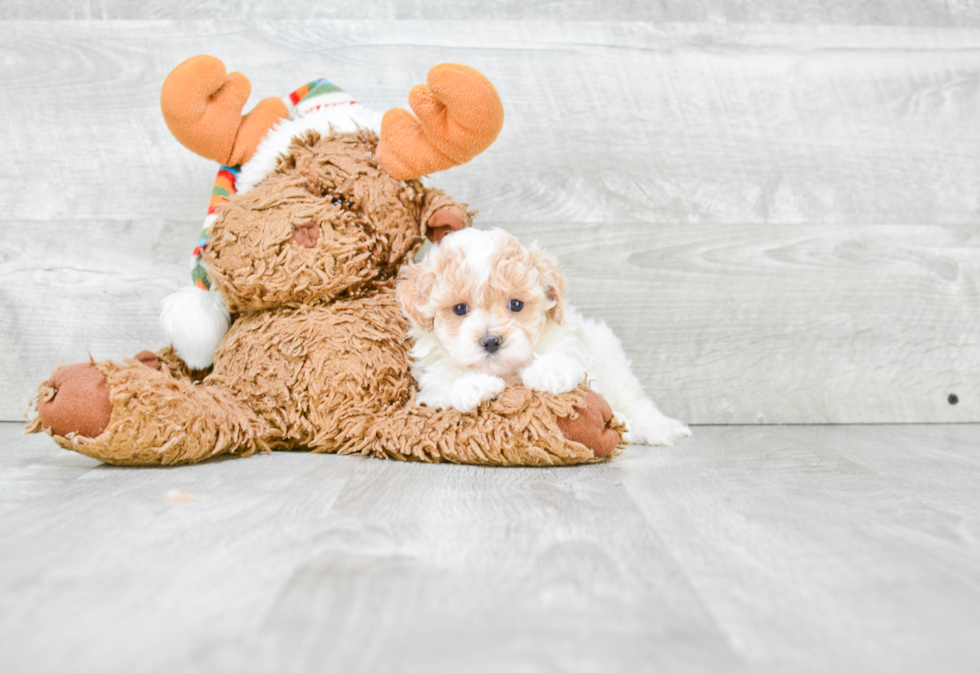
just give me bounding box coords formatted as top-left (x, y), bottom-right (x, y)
top-left (420, 188), bottom-right (475, 243)
top-left (343, 385), bottom-right (624, 466)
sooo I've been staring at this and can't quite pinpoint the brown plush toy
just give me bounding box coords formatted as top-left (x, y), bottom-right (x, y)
top-left (29, 56), bottom-right (623, 466)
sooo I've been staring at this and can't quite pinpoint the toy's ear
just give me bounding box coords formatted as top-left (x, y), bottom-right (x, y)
top-left (376, 63), bottom-right (504, 180)
top-left (529, 247), bottom-right (566, 325)
top-left (396, 263), bottom-right (436, 331)
top-left (161, 55), bottom-right (288, 166)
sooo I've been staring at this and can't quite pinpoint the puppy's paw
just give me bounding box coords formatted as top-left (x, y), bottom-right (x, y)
top-left (449, 373), bottom-right (507, 413)
top-left (622, 400), bottom-right (691, 446)
top-left (521, 355), bottom-right (584, 395)
top-left (626, 417), bottom-right (691, 446)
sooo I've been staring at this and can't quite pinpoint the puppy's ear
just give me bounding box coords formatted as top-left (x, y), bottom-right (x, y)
top-left (529, 247), bottom-right (567, 324)
top-left (396, 262), bottom-right (436, 330)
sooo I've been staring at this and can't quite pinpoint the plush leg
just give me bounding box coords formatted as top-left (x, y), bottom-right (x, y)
top-left (346, 385), bottom-right (624, 466)
top-left (29, 353), bottom-right (264, 466)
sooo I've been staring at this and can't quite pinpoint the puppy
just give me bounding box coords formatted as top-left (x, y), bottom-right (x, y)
top-left (395, 228), bottom-right (691, 445)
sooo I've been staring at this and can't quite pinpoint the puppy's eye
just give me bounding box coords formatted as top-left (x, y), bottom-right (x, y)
top-left (452, 304), bottom-right (469, 316)
top-left (508, 299), bottom-right (524, 312)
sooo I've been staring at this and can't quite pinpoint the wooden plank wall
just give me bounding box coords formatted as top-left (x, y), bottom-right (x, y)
top-left (1, 5), bottom-right (978, 423)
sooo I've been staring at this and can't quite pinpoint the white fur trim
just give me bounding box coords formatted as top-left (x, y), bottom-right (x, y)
top-left (160, 286), bottom-right (231, 370)
top-left (236, 102), bottom-right (383, 195)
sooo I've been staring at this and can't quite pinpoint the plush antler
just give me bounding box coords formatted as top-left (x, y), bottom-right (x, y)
top-left (376, 63), bottom-right (504, 180)
top-left (161, 55), bottom-right (288, 166)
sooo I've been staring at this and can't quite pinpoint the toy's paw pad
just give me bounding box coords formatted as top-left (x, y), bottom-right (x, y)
top-left (134, 350), bottom-right (163, 371)
top-left (36, 363), bottom-right (112, 439)
top-left (426, 208), bottom-right (467, 244)
top-left (556, 389), bottom-right (620, 458)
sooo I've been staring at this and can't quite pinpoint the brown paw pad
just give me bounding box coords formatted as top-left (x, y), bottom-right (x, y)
top-left (134, 350), bottom-right (163, 371)
top-left (425, 208), bottom-right (466, 244)
top-left (556, 389), bottom-right (620, 458)
top-left (37, 363), bottom-right (112, 439)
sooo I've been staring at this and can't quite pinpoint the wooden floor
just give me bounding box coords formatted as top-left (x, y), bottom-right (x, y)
top-left (2, 423), bottom-right (978, 672)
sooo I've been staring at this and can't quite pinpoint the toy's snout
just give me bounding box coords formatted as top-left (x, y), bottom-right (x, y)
top-left (292, 222), bottom-right (320, 248)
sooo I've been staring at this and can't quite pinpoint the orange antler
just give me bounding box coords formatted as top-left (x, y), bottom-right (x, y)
top-left (160, 55), bottom-right (288, 166)
top-left (376, 63), bottom-right (504, 180)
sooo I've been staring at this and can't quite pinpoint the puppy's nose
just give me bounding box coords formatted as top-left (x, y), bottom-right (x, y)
top-left (480, 334), bottom-right (503, 354)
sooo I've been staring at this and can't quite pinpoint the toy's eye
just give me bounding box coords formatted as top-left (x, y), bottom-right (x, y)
top-left (331, 195), bottom-right (355, 211)
top-left (508, 299), bottom-right (524, 312)
top-left (452, 304), bottom-right (469, 316)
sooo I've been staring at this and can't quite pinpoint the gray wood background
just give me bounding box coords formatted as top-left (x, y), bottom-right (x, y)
top-left (1, 3), bottom-right (978, 423)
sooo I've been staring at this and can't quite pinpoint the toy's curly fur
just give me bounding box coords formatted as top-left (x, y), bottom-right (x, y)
top-left (31, 128), bottom-right (625, 466)
top-left (209, 129), bottom-right (441, 311)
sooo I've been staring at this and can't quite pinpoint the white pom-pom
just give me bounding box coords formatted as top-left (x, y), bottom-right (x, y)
top-left (160, 286), bottom-right (231, 369)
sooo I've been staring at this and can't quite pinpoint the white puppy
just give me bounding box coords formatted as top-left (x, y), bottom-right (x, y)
top-left (395, 228), bottom-right (691, 445)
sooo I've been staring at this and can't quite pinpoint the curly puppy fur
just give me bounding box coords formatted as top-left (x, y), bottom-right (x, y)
top-left (397, 227), bottom-right (690, 446)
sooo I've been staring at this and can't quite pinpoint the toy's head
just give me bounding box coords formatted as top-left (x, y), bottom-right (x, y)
top-left (158, 56), bottom-right (504, 367)
top-left (205, 128), bottom-right (431, 312)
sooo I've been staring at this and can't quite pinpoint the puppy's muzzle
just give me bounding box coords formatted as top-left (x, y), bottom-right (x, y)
top-left (480, 334), bottom-right (503, 354)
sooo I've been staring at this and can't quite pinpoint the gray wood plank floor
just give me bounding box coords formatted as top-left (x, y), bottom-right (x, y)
top-left (2, 422), bottom-right (979, 673)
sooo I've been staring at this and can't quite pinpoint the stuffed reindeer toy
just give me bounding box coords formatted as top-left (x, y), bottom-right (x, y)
top-left (30, 56), bottom-right (623, 466)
